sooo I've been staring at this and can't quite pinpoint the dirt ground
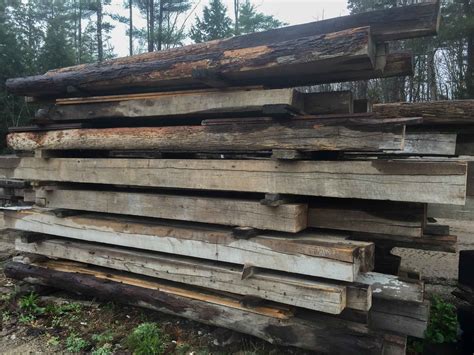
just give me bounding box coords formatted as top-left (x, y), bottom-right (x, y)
top-left (0, 218), bottom-right (472, 354)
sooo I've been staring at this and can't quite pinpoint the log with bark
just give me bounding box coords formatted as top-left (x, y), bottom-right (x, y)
top-left (6, 28), bottom-right (378, 98)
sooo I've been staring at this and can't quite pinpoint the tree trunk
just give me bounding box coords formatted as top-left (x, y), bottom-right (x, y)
top-left (464, 0), bottom-right (474, 99)
top-left (234, 0), bottom-right (240, 35)
top-left (129, 0), bottom-right (133, 56)
top-left (157, 0), bottom-right (163, 50)
top-left (96, 0), bottom-right (103, 62)
top-left (148, 0), bottom-right (155, 52)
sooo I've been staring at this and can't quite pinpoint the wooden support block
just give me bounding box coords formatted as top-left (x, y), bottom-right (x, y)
top-left (35, 189), bottom-right (308, 233)
top-left (302, 91), bottom-right (353, 115)
top-left (271, 149), bottom-right (307, 160)
top-left (5, 209), bottom-right (372, 282)
top-left (424, 223), bottom-right (450, 236)
top-left (259, 193), bottom-right (292, 207)
top-left (232, 227), bottom-right (259, 239)
top-left (353, 99), bottom-right (372, 113)
top-left (10, 158), bottom-right (468, 204)
top-left (4, 260), bottom-right (392, 354)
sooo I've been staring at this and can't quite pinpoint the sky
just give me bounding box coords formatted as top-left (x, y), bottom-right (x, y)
top-left (107, 0), bottom-right (349, 57)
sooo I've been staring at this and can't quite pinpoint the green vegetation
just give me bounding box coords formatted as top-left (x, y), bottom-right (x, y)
top-left (425, 296), bottom-right (458, 344)
top-left (66, 333), bottom-right (90, 353)
top-left (126, 322), bottom-right (170, 355)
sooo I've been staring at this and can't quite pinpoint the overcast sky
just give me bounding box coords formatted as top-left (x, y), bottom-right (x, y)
top-left (107, 0), bottom-right (349, 57)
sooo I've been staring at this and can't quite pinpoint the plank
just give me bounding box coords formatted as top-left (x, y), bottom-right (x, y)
top-left (6, 27), bottom-right (377, 98)
top-left (6, 117), bottom-right (408, 152)
top-left (14, 237), bottom-right (353, 314)
top-left (374, 100), bottom-right (474, 125)
top-left (35, 189), bottom-right (308, 233)
top-left (9, 158), bottom-right (468, 204)
top-left (400, 132), bottom-right (457, 155)
top-left (4, 260), bottom-right (390, 354)
top-left (352, 233), bottom-right (457, 253)
top-left (308, 200), bottom-right (425, 237)
top-left (44, 88), bottom-right (304, 121)
top-left (3, 209), bottom-right (373, 281)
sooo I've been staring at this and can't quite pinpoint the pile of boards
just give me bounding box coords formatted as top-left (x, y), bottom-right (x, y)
top-left (1, 1), bottom-right (472, 353)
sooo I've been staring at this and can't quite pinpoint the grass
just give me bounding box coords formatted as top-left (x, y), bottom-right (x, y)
top-left (126, 322), bottom-right (171, 355)
top-left (66, 333), bottom-right (90, 353)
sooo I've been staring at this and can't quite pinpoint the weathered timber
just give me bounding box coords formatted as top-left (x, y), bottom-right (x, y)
top-left (6, 28), bottom-right (377, 98)
top-left (0, 179), bottom-right (26, 189)
top-left (308, 200), bottom-right (425, 237)
top-left (424, 223), bottom-right (449, 236)
top-left (6, 117), bottom-right (408, 153)
top-left (355, 272), bottom-right (424, 304)
top-left (370, 299), bottom-right (430, 338)
top-left (351, 233), bottom-right (457, 253)
top-left (428, 196), bottom-right (474, 221)
top-left (15, 237), bottom-right (353, 314)
top-left (374, 100), bottom-right (474, 125)
top-left (44, 88), bottom-right (305, 121)
top-left (35, 189), bottom-right (308, 233)
top-left (7, 1), bottom-right (440, 98)
top-left (3, 209), bottom-right (373, 281)
top-left (4, 261), bottom-right (391, 354)
top-left (8, 158), bottom-right (468, 204)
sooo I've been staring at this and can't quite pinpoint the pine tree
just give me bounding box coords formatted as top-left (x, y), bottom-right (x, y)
top-left (237, 0), bottom-right (285, 35)
top-left (190, 0), bottom-right (233, 43)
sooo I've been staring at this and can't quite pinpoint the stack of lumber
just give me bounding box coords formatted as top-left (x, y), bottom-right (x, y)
top-left (1, 1), bottom-right (471, 353)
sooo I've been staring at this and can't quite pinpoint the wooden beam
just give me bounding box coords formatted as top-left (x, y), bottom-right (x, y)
top-left (44, 88), bottom-right (306, 121)
top-left (374, 100), bottom-right (474, 125)
top-left (428, 196), bottom-right (474, 221)
top-left (4, 260), bottom-right (392, 354)
top-left (308, 200), bottom-right (425, 237)
top-left (9, 158), bottom-right (468, 204)
top-left (6, 117), bottom-right (408, 153)
top-left (3, 209), bottom-right (373, 281)
top-left (6, 28), bottom-right (376, 98)
top-left (351, 233), bottom-right (457, 253)
top-left (35, 189), bottom-right (308, 233)
top-left (15, 238), bottom-right (352, 314)
top-left (370, 299), bottom-right (430, 338)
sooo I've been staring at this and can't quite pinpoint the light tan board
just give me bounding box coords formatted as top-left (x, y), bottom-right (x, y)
top-left (15, 238), bottom-right (351, 314)
top-left (35, 189), bottom-right (308, 233)
top-left (9, 158), bottom-right (468, 204)
top-left (4, 209), bottom-right (373, 282)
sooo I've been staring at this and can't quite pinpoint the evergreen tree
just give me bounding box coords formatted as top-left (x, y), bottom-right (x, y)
top-left (190, 0), bottom-right (233, 43)
top-left (237, 0), bottom-right (286, 35)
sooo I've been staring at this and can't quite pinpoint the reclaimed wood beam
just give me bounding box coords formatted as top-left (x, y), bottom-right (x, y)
top-left (35, 189), bottom-right (308, 233)
top-left (3, 209), bottom-right (373, 281)
top-left (4, 260), bottom-right (392, 354)
top-left (8, 158), bottom-right (467, 204)
top-left (6, 117), bottom-right (410, 153)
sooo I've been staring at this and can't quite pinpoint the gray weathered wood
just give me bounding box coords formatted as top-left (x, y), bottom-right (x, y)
top-left (3, 209), bottom-right (373, 281)
top-left (428, 196), bottom-right (474, 221)
top-left (370, 299), bottom-right (430, 338)
top-left (15, 237), bottom-right (351, 314)
top-left (302, 91), bottom-right (353, 114)
top-left (35, 189), bottom-right (308, 233)
top-left (308, 200), bottom-right (425, 237)
top-left (9, 158), bottom-right (468, 204)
